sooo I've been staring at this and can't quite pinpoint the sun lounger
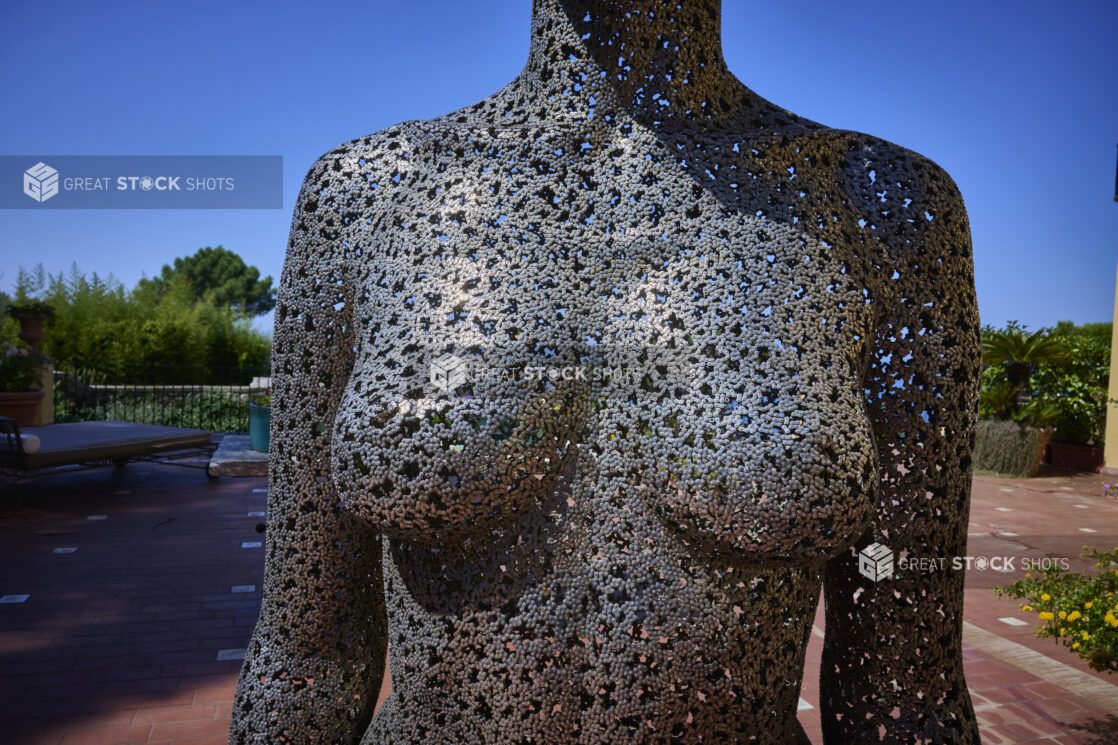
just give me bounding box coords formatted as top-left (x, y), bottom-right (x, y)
top-left (0, 417), bottom-right (215, 477)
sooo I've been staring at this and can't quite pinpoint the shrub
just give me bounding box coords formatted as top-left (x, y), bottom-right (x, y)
top-left (7, 262), bottom-right (271, 376)
top-left (1032, 321), bottom-right (1111, 446)
top-left (995, 547), bottom-right (1118, 673)
top-left (980, 321), bottom-right (1110, 447)
top-left (0, 342), bottom-right (46, 392)
top-left (973, 419), bottom-right (1050, 478)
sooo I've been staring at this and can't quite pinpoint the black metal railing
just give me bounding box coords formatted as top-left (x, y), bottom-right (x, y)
top-left (53, 362), bottom-right (270, 433)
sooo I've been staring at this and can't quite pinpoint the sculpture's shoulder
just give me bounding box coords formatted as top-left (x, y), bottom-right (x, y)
top-left (287, 120), bottom-right (453, 272)
top-left (811, 127), bottom-right (977, 340)
top-left (824, 128), bottom-right (969, 235)
top-left (784, 126), bottom-right (972, 275)
top-left (754, 125), bottom-right (974, 327)
top-left (297, 120), bottom-right (437, 207)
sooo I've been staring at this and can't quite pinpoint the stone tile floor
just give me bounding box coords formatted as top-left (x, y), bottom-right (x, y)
top-left (0, 461), bottom-right (1115, 744)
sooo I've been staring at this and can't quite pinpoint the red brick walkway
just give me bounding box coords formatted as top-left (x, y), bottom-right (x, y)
top-left (1, 461), bottom-right (1115, 744)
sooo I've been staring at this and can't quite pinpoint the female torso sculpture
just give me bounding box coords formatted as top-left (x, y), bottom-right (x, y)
top-left (230, 2), bottom-right (982, 743)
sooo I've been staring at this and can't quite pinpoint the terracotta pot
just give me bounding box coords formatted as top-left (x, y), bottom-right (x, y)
top-left (0, 389), bottom-right (45, 427)
top-left (16, 314), bottom-right (46, 349)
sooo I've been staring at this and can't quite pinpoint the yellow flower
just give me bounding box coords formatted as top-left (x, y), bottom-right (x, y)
top-left (1058, 611), bottom-right (1067, 620)
top-left (1041, 593), bottom-right (1051, 602)
top-left (1081, 631), bottom-right (1090, 640)
top-left (1084, 602), bottom-right (1093, 609)
top-left (1021, 605), bottom-right (1034, 612)
top-left (1059, 627), bottom-right (1066, 635)
top-left (1067, 611), bottom-right (1081, 622)
top-left (1038, 611), bottom-right (1055, 621)
top-left (1072, 642), bottom-right (1080, 649)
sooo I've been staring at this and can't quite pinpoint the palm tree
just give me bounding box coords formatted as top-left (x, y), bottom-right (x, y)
top-left (982, 324), bottom-right (1070, 410)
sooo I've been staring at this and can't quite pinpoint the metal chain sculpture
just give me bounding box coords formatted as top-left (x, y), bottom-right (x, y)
top-left (230, 1), bottom-right (982, 742)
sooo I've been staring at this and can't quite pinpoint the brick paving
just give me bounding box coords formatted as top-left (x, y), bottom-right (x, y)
top-left (0, 460), bottom-right (1115, 744)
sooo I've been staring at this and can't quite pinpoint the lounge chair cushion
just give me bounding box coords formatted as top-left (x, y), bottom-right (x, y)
top-left (18, 421), bottom-right (212, 469)
top-left (19, 433), bottom-right (40, 454)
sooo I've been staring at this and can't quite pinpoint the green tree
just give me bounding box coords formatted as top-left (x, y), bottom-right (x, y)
top-left (137, 246), bottom-right (276, 316)
top-left (981, 321), bottom-right (1070, 409)
top-left (1033, 321), bottom-right (1112, 446)
top-left (7, 262), bottom-right (271, 377)
top-left (0, 287), bottom-right (16, 345)
top-left (979, 320), bottom-right (1111, 446)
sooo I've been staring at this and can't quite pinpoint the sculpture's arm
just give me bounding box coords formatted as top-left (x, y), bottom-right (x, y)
top-left (229, 155), bottom-right (387, 745)
top-left (822, 146), bottom-right (982, 744)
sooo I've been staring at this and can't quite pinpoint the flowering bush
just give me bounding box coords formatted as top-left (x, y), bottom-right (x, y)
top-left (250, 387), bottom-right (271, 407)
top-left (995, 546), bottom-right (1118, 673)
top-left (0, 342), bottom-right (45, 393)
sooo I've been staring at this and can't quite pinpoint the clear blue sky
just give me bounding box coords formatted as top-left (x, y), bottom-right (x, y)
top-left (1, 0), bottom-right (1115, 333)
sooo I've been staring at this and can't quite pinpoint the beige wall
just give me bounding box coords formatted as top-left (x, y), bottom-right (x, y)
top-left (1105, 261), bottom-right (1118, 473)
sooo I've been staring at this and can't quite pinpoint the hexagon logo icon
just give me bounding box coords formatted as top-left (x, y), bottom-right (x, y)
top-left (23, 162), bottom-right (59, 203)
top-left (858, 542), bottom-right (894, 582)
top-left (430, 353), bottom-right (468, 393)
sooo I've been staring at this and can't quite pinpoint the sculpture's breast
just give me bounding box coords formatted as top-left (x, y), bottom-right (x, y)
top-left (329, 125), bottom-right (878, 560)
top-left (329, 227), bottom-right (596, 545)
top-left (594, 224), bottom-right (879, 565)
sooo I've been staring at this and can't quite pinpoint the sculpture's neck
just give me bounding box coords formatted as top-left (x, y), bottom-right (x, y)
top-left (519, 0), bottom-right (739, 125)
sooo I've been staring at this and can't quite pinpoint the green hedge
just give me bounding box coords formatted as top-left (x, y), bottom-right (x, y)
top-left (973, 419), bottom-right (1050, 478)
top-left (3, 263), bottom-right (271, 372)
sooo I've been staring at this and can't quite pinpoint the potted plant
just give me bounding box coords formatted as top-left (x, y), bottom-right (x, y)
top-left (248, 387), bottom-right (271, 452)
top-left (7, 299), bottom-right (54, 350)
top-left (975, 323), bottom-right (1070, 477)
top-left (0, 341), bottom-right (46, 426)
